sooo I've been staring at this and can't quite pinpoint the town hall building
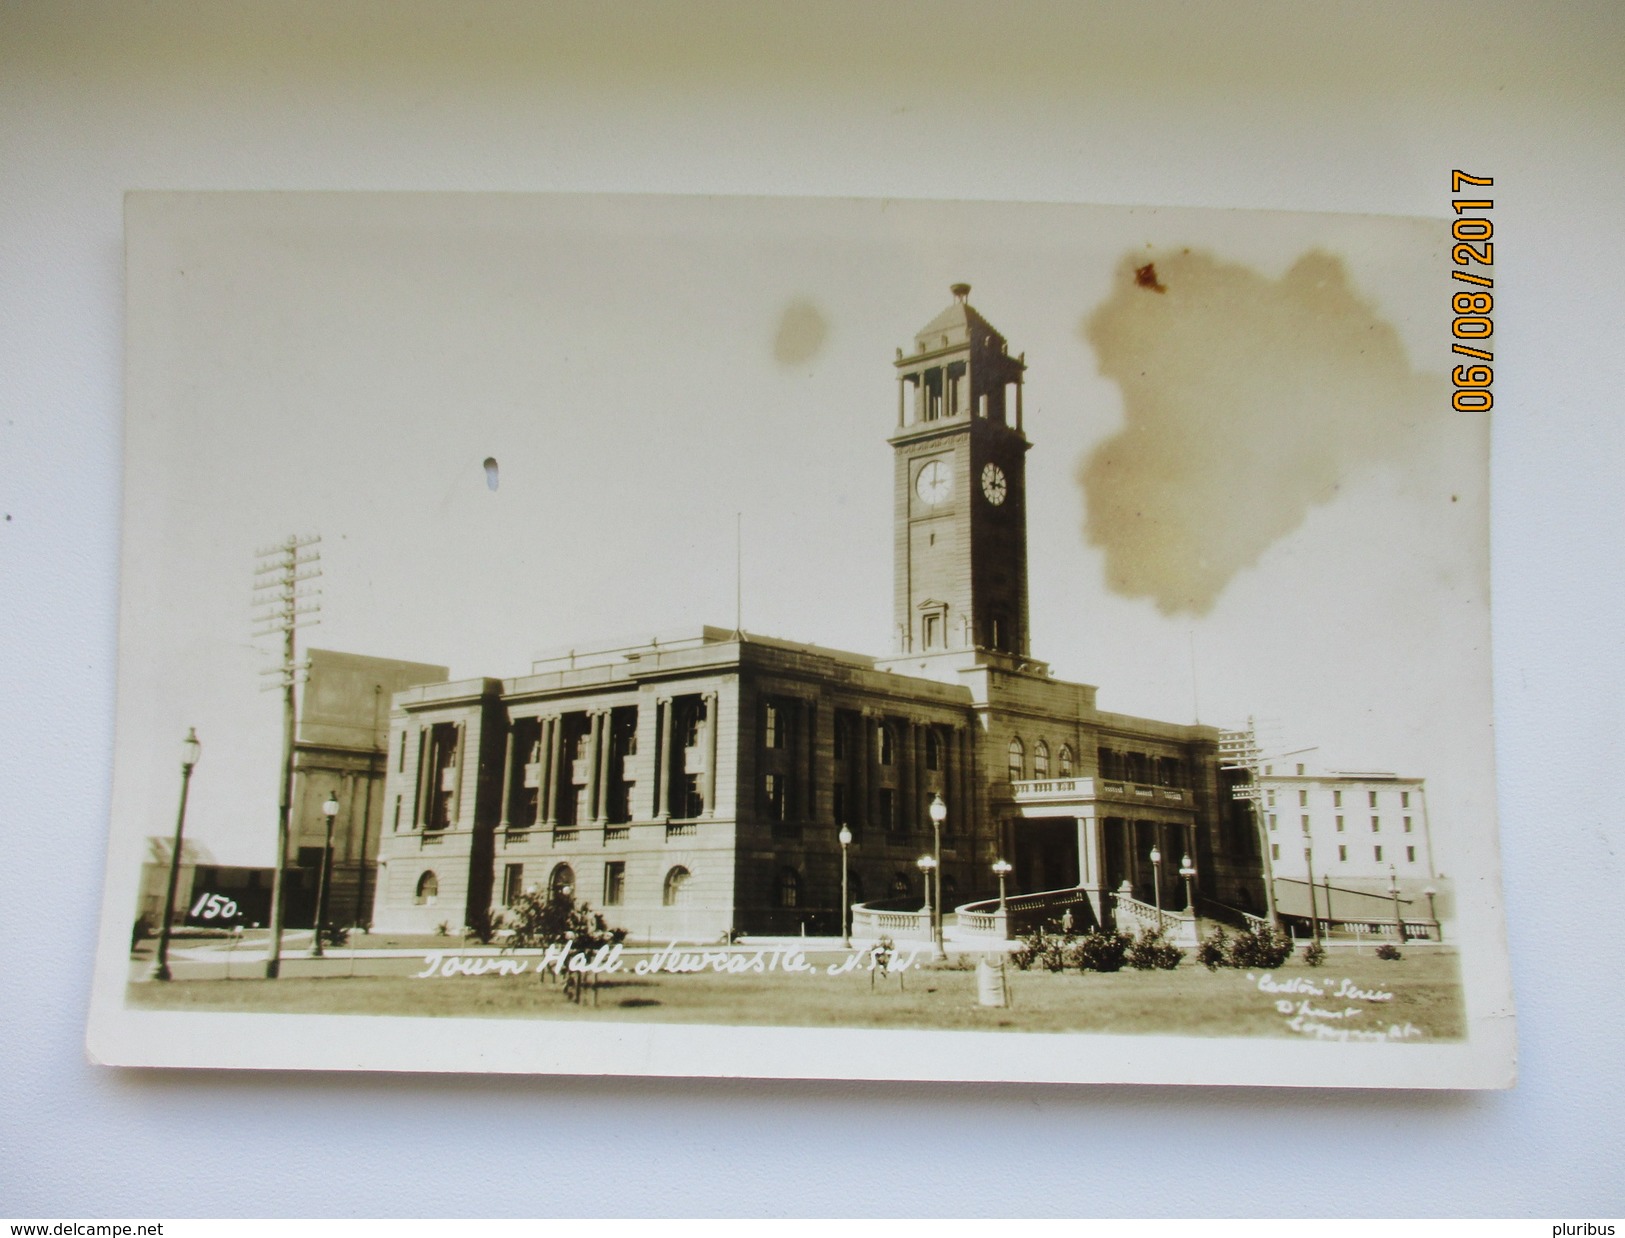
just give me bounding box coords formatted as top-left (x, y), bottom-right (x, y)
top-left (370, 287), bottom-right (1267, 940)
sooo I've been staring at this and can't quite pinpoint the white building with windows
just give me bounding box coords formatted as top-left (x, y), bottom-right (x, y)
top-left (1255, 765), bottom-right (1445, 937)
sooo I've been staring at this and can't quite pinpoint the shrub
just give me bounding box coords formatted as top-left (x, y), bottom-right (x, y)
top-left (464, 907), bottom-right (506, 945)
top-left (1075, 930), bottom-right (1131, 973)
top-left (1302, 941), bottom-right (1326, 968)
top-left (1375, 942), bottom-right (1403, 960)
top-left (434, 920), bottom-right (450, 937)
top-left (1229, 923), bottom-right (1294, 969)
top-left (1197, 927), bottom-right (1231, 971)
top-left (1127, 929), bottom-right (1184, 971)
top-left (319, 922), bottom-right (350, 949)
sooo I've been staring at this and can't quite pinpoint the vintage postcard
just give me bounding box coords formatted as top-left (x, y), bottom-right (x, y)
top-left (87, 191), bottom-right (1513, 1087)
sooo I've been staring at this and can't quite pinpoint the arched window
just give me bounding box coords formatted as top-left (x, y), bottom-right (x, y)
top-left (663, 865), bottom-right (691, 907)
top-left (1007, 737), bottom-right (1025, 782)
top-left (1058, 745), bottom-right (1074, 777)
top-left (1034, 740), bottom-right (1050, 779)
top-left (414, 871), bottom-right (439, 906)
top-left (778, 866), bottom-right (801, 909)
top-left (877, 724), bottom-right (894, 766)
top-left (925, 728), bottom-right (942, 772)
top-left (549, 863), bottom-right (575, 902)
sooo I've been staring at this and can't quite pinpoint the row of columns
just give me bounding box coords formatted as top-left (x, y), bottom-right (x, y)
top-left (849, 713), bottom-right (969, 840)
top-left (411, 722), bottom-right (464, 830)
top-left (653, 693), bottom-right (718, 822)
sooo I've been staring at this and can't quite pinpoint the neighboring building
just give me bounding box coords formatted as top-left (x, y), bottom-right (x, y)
top-left (134, 836), bottom-right (215, 929)
top-left (372, 287), bottom-right (1264, 938)
top-left (1252, 764), bottom-right (1445, 937)
top-left (286, 649), bottom-right (449, 928)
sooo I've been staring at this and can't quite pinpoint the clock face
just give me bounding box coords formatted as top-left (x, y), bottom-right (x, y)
top-left (915, 460), bottom-right (952, 506)
top-left (981, 462), bottom-right (1008, 506)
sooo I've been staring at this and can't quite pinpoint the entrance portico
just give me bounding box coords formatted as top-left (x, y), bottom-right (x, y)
top-left (997, 776), bottom-right (1201, 929)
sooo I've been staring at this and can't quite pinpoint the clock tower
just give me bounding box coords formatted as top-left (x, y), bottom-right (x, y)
top-left (884, 284), bottom-right (1031, 677)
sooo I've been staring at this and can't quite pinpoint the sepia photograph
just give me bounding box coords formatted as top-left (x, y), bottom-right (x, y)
top-left (87, 190), bottom-right (1512, 1087)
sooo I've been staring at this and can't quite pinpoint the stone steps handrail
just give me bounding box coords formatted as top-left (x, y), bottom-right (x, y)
top-left (849, 901), bottom-right (932, 943)
top-left (1112, 890), bottom-right (1186, 938)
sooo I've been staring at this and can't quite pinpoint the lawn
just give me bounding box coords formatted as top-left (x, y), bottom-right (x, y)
top-left (128, 945), bottom-right (1465, 1041)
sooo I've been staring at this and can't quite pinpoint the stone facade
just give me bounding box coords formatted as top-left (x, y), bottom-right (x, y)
top-left (371, 288), bottom-right (1266, 938)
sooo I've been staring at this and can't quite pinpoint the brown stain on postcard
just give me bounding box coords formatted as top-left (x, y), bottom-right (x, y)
top-left (773, 298), bottom-right (829, 367)
top-left (1080, 249), bottom-right (1440, 615)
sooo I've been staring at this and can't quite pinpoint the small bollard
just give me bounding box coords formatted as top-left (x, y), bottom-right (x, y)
top-left (977, 955), bottom-right (1009, 1008)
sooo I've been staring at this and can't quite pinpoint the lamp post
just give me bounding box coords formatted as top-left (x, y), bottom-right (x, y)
top-left (838, 824), bottom-right (853, 948)
top-left (311, 790), bottom-right (339, 957)
top-left (1388, 863), bottom-right (1406, 943)
top-left (1149, 844), bottom-right (1163, 917)
top-left (1423, 885), bottom-right (1439, 941)
top-left (992, 858), bottom-right (1012, 944)
top-left (1179, 853), bottom-right (1196, 912)
top-left (152, 728), bottom-right (202, 981)
top-left (1305, 839), bottom-right (1321, 945)
top-left (917, 854), bottom-right (942, 959)
top-left (928, 793), bottom-right (947, 956)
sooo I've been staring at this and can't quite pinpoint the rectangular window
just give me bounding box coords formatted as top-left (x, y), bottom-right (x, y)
top-left (1298, 789), bottom-right (1308, 807)
top-left (1336, 815), bottom-right (1344, 832)
top-left (1406, 846), bottom-right (1416, 863)
top-left (393, 795), bottom-right (402, 833)
top-left (1404, 816), bottom-right (1413, 833)
top-left (1374, 845), bottom-right (1384, 862)
top-left (1266, 790), bottom-right (1276, 807)
top-left (1300, 815), bottom-right (1310, 832)
top-left (1269, 814), bottom-right (1277, 831)
top-left (604, 861), bottom-right (625, 906)
top-left (398, 730), bottom-right (406, 773)
top-left (1402, 791), bottom-right (1411, 808)
top-left (1338, 845), bottom-right (1348, 862)
top-left (923, 612), bottom-right (941, 649)
top-left (502, 863), bottom-right (524, 907)
top-left (764, 773), bottom-right (786, 821)
top-left (1368, 790), bottom-right (1379, 808)
top-left (1270, 843), bottom-right (1280, 861)
top-left (1333, 789), bottom-right (1343, 807)
top-left (1371, 816), bottom-right (1381, 833)
top-left (764, 702), bottom-right (782, 749)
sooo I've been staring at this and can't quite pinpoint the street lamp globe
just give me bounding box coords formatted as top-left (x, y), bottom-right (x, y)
top-left (323, 792), bottom-right (339, 821)
top-left (181, 728), bottom-right (202, 770)
top-left (928, 794), bottom-right (947, 827)
top-left (838, 825), bottom-right (852, 848)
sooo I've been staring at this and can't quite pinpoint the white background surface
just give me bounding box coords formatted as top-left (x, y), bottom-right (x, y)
top-left (2, 0), bottom-right (1621, 1218)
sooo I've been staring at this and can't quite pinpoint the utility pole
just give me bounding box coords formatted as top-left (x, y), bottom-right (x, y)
top-left (253, 534), bottom-right (321, 978)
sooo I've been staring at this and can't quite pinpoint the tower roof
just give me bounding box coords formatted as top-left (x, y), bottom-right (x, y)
top-left (913, 283), bottom-right (1007, 352)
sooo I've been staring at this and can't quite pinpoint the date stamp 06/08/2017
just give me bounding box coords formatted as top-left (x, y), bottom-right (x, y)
top-left (1451, 170), bottom-right (1494, 413)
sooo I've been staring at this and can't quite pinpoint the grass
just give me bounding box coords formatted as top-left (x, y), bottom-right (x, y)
top-left (128, 945), bottom-right (1466, 1041)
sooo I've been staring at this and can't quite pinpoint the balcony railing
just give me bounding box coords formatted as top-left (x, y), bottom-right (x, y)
top-left (1008, 777), bottom-right (1187, 806)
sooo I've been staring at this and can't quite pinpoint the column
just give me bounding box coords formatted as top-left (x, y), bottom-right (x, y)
top-left (704, 692), bottom-right (719, 817)
top-left (544, 716), bottom-right (562, 826)
top-left (414, 726), bottom-right (431, 827)
top-left (591, 710), bottom-right (611, 824)
top-left (497, 726), bottom-right (516, 830)
top-left (448, 723), bottom-right (466, 826)
top-left (802, 697), bottom-right (816, 822)
top-left (860, 715), bottom-right (874, 832)
top-left (656, 697), bottom-right (673, 821)
top-left (896, 378), bottom-right (906, 428)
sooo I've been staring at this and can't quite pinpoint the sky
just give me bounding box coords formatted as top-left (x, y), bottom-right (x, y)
top-left (113, 192), bottom-right (1488, 887)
